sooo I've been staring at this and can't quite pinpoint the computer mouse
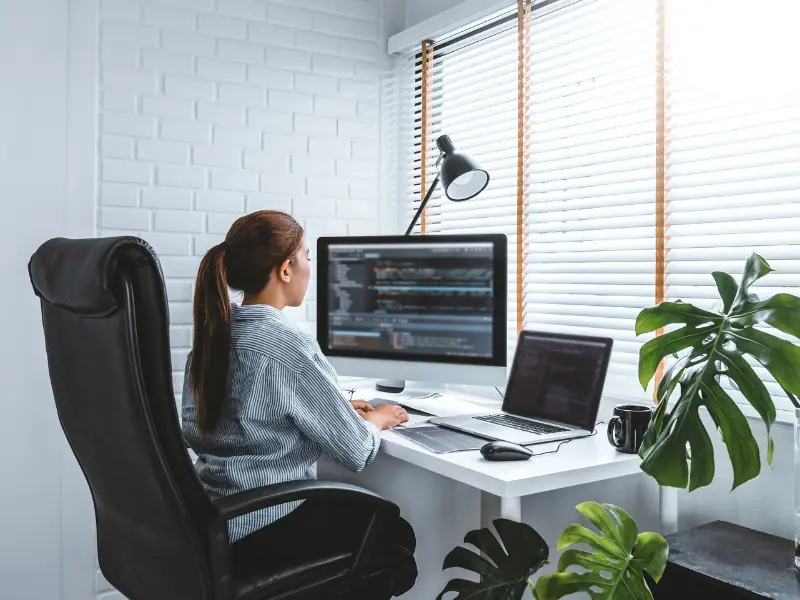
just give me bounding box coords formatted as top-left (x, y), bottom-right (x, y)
top-left (480, 440), bottom-right (533, 461)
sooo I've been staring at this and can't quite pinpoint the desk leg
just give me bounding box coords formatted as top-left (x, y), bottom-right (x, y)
top-left (659, 486), bottom-right (678, 535)
top-left (500, 497), bottom-right (522, 521)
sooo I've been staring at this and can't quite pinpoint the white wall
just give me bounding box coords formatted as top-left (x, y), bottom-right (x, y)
top-left (96, 0), bottom-right (387, 390)
top-left (0, 1), bottom-right (96, 599)
top-left (677, 416), bottom-right (795, 538)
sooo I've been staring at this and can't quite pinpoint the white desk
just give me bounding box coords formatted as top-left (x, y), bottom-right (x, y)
top-left (319, 384), bottom-right (657, 600)
top-left (381, 417), bottom-right (643, 520)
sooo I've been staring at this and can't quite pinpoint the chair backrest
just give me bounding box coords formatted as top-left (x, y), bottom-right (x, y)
top-left (29, 237), bottom-right (229, 600)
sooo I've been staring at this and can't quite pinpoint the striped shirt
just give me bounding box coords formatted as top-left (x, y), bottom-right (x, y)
top-left (181, 303), bottom-right (381, 542)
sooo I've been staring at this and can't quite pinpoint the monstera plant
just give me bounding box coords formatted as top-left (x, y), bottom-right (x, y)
top-left (435, 518), bottom-right (549, 600)
top-left (438, 254), bottom-right (800, 600)
top-left (438, 504), bottom-right (667, 600)
top-left (534, 503), bottom-right (667, 600)
top-left (637, 253), bottom-right (800, 490)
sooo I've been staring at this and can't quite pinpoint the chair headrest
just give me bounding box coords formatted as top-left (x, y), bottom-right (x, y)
top-left (29, 236), bottom-right (158, 316)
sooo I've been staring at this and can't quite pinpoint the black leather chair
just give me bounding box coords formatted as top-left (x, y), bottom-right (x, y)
top-left (29, 236), bottom-right (417, 600)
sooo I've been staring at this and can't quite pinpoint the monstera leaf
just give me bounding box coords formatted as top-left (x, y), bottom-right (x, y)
top-left (437, 518), bottom-right (549, 600)
top-left (636, 253), bottom-right (800, 491)
top-left (534, 503), bottom-right (668, 600)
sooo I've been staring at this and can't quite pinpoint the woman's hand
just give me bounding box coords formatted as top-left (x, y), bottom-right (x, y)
top-left (363, 403), bottom-right (409, 430)
top-left (350, 399), bottom-right (374, 418)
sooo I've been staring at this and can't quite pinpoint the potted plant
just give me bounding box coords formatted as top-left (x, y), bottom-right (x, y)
top-left (438, 254), bottom-right (800, 599)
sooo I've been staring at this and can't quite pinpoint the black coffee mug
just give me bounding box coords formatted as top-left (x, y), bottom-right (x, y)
top-left (607, 404), bottom-right (653, 454)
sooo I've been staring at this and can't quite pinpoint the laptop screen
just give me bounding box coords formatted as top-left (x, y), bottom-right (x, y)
top-left (503, 332), bottom-right (612, 430)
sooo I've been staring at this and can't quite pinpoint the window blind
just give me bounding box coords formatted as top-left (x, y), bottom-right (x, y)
top-left (521, 0), bottom-right (660, 399)
top-left (408, 15), bottom-right (521, 354)
top-left (403, 0), bottom-right (800, 410)
top-left (665, 0), bottom-right (800, 413)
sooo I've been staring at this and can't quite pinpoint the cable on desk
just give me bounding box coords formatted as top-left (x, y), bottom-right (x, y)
top-left (526, 421), bottom-right (605, 458)
top-left (529, 437), bottom-right (573, 457)
top-left (341, 388), bottom-right (355, 401)
top-left (494, 386), bottom-right (504, 399)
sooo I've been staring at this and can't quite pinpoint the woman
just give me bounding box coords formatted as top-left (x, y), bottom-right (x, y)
top-left (181, 210), bottom-right (415, 587)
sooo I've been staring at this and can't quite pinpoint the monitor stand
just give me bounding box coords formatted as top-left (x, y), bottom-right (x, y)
top-left (375, 379), bottom-right (405, 394)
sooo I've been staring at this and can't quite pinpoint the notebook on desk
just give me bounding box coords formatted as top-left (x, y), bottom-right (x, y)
top-left (390, 424), bottom-right (488, 453)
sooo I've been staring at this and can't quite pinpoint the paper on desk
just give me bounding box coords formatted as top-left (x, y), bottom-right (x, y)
top-left (401, 392), bottom-right (491, 418)
top-left (394, 413), bottom-right (432, 428)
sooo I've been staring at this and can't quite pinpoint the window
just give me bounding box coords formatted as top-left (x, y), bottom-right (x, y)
top-left (665, 0), bottom-right (800, 413)
top-left (522, 0), bottom-right (659, 399)
top-left (404, 0), bottom-right (800, 411)
top-left (408, 15), bottom-right (520, 355)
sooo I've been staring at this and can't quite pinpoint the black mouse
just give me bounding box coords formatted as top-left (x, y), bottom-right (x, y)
top-left (480, 440), bottom-right (533, 461)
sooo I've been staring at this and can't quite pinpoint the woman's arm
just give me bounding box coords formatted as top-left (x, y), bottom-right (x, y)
top-left (290, 356), bottom-right (382, 472)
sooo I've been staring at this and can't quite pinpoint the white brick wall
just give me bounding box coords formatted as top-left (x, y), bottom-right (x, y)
top-left (94, 1), bottom-right (385, 597)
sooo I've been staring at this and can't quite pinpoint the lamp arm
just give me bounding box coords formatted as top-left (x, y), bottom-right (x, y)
top-left (405, 174), bottom-right (440, 236)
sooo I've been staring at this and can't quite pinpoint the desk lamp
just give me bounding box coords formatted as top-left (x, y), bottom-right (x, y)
top-left (375, 136), bottom-right (490, 394)
top-left (404, 134), bottom-right (490, 235)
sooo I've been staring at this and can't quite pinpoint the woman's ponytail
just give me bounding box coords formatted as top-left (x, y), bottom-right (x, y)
top-left (187, 210), bottom-right (304, 432)
top-left (189, 242), bottom-right (231, 432)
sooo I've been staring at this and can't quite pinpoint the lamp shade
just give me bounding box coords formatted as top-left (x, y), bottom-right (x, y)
top-left (436, 135), bottom-right (490, 201)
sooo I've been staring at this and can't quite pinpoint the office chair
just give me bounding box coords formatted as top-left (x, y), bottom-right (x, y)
top-left (28, 236), bottom-right (416, 600)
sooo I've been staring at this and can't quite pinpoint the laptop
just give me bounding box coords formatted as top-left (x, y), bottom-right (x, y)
top-left (430, 331), bottom-right (613, 446)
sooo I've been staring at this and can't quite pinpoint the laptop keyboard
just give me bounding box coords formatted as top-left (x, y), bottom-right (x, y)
top-left (474, 413), bottom-right (569, 435)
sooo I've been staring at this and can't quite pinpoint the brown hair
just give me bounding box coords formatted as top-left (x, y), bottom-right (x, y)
top-left (189, 210), bottom-right (304, 432)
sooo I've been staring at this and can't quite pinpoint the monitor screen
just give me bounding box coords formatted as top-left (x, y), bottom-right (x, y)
top-left (317, 235), bottom-right (507, 367)
top-left (503, 332), bottom-right (612, 430)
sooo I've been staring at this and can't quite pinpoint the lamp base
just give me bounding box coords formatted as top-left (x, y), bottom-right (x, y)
top-left (375, 379), bottom-right (405, 394)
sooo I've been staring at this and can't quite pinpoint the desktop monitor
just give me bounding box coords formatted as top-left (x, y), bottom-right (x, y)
top-left (316, 234), bottom-right (507, 387)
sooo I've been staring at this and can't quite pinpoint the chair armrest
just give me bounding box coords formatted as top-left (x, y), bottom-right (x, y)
top-left (213, 479), bottom-right (399, 522)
